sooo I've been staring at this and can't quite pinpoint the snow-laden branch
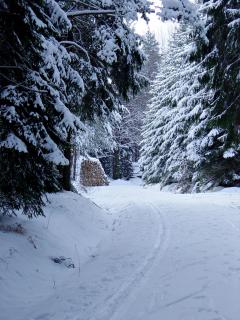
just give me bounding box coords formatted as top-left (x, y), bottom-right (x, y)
top-left (60, 41), bottom-right (90, 61)
top-left (160, 0), bottom-right (198, 22)
top-left (67, 9), bottom-right (118, 17)
top-left (0, 72), bottom-right (48, 93)
top-left (67, 9), bottom-right (155, 18)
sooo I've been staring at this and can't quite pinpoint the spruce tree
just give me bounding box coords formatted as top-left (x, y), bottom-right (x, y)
top-left (141, 25), bottom-right (210, 191)
top-left (61, 0), bottom-right (151, 183)
top-left (190, 0), bottom-right (240, 189)
top-left (100, 31), bottom-right (160, 180)
top-left (0, 0), bottom-right (84, 217)
top-left (126, 31), bottom-right (161, 160)
top-left (141, 26), bottom-right (193, 187)
top-left (0, 0), bottom-right (151, 216)
top-left (142, 1), bottom-right (240, 191)
top-left (61, 0), bottom-right (150, 150)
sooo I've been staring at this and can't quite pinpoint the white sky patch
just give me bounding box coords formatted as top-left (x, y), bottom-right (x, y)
top-left (133, 1), bottom-right (176, 50)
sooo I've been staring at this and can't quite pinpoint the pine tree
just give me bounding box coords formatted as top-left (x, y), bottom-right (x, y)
top-left (126, 31), bottom-right (161, 161)
top-left (141, 1), bottom-right (240, 191)
top-left (61, 0), bottom-right (151, 182)
top-left (100, 31), bottom-right (160, 181)
top-left (141, 25), bottom-right (209, 191)
top-left (0, 0), bottom-right (151, 216)
top-left (61, 0), bottom-right (150, 151)
top-left (141, 27), bottom-right (191, 186)
top-left (0, 0), bottom-right (85, 217)
top-left (114, 111), bottom-right (134, 180)
top-left (190, 0), bottom-right (240, 189)
top-left (161, 0), bottom-right (197, 22)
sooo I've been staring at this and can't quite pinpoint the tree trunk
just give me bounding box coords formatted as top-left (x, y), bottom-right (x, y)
top-left (72, 147), bottom-right (78, 181)
top-left (112, 148), bottom-right (121, 180)
top-left (61, 131), bottom-right (73, 191)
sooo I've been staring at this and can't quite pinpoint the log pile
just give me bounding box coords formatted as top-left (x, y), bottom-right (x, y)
top-left (80, 158), bottom-right (109, 187)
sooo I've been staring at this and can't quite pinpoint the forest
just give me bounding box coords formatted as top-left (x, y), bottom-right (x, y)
top-left (1, 0), bottom-right (239, 217)
top-left (0, 1), bottom-right (240, 320)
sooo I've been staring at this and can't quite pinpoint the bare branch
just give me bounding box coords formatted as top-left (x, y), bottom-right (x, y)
top-left (0, 66), bottom-right (22, 69)
top-left (0, 10), bottom-right (19, 16)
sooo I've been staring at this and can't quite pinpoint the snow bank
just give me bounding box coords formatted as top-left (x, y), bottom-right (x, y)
top-left (218, 187), bottom-right (240, 193)
top-left (0, 191), bottom-right (111, 320)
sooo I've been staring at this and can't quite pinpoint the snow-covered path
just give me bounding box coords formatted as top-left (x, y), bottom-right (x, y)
top-left (84, 182), bottom-right (240, 320)
top-left (6, 181), bottom-right (240, 320)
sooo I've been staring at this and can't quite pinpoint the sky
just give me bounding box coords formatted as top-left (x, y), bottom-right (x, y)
top-left (134, 1), bottom-right (176, 50)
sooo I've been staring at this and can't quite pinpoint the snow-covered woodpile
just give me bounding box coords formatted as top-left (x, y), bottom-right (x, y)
top-left (80, 158), bottom-right (109, 187)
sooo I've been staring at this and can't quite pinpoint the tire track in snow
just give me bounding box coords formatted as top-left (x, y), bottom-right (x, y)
top-left (88, 202), bottom-right (170, 320)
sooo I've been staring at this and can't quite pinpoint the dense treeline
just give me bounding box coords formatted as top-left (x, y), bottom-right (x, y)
top-left (141, 0), bottom-right (240, 191)
top-left (0, 0), bottom-right (151, 217)
top-left (100, 31), bottom-right (160, 180)
top-left (1, 0), bottom-right (239, 217)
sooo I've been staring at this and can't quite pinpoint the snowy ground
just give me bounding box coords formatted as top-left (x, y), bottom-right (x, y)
top-left (1, 180), bottom-right (240, 320)
top-left (0, 192), bottom-right (111, 320)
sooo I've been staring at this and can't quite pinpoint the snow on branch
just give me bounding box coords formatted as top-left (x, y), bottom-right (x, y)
top-left (67, 9), bottom-right (118, 17)
top-left (160, 0), bottom-right (198, 22)
top-left (60, 41), bottom-right (90, 61)
top-left (67, 9), bottom-right (155, 18)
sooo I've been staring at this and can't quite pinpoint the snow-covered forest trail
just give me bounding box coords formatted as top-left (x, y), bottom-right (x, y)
top-left (18, 181), bottom-right (240, 320)
top-left (85, 182), bottom-right (240, 320)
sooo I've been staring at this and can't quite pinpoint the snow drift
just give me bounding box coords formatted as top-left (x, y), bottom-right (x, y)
top-left (0, 191), bottom-right (111, 320)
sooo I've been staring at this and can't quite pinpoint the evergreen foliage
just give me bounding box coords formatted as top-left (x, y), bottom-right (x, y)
top-left (190, 0), bottom-right (240, 189)
top-left (126, 31), bottom-right (160, 160)
top-left (100, 108), bottom-right (134, 180)
top-left (60, 0), bottom-right (150, 153)
top-left (0, 0), bottom-right (84, 217)
top-left (141, 1), bottom-right (240, 192)
top-left (141, 25), bottom-right (206, 190)
top-left (0, 0), bottom-right (151, 216)
top-left (100, 31), bottom-right (160, 180)
top-left (161, 0), bottom-right (197, 22)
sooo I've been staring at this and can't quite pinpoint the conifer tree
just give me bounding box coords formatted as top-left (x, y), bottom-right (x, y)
top-left (190, 0), bottom-right (240, 189)
top-left (61, 0), bottom-right (150, 144)
top-left (126, 31), bottom-right (160, 160)
top-left (0, 0), bottom-right (151, 216)
top-left (141, 26), bottom-right (193, 187)
top-left (0, 0), bottom-right (84, 217)
top-left (141, 1), bottom-right (240, 191)
top-left (100, 31), bottom-right (160, 180)
top-left (141, 25), bottom-right (210, 191)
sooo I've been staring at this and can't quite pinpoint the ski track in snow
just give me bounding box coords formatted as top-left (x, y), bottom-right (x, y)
top-left (3, 181), bottom-right (240, 320)
top-left (87, 202), bottom-right (169, 320)
top-left (84, 184), bottom-right (240, 320)
top-left (26, 199), bottom-right (168, 320)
